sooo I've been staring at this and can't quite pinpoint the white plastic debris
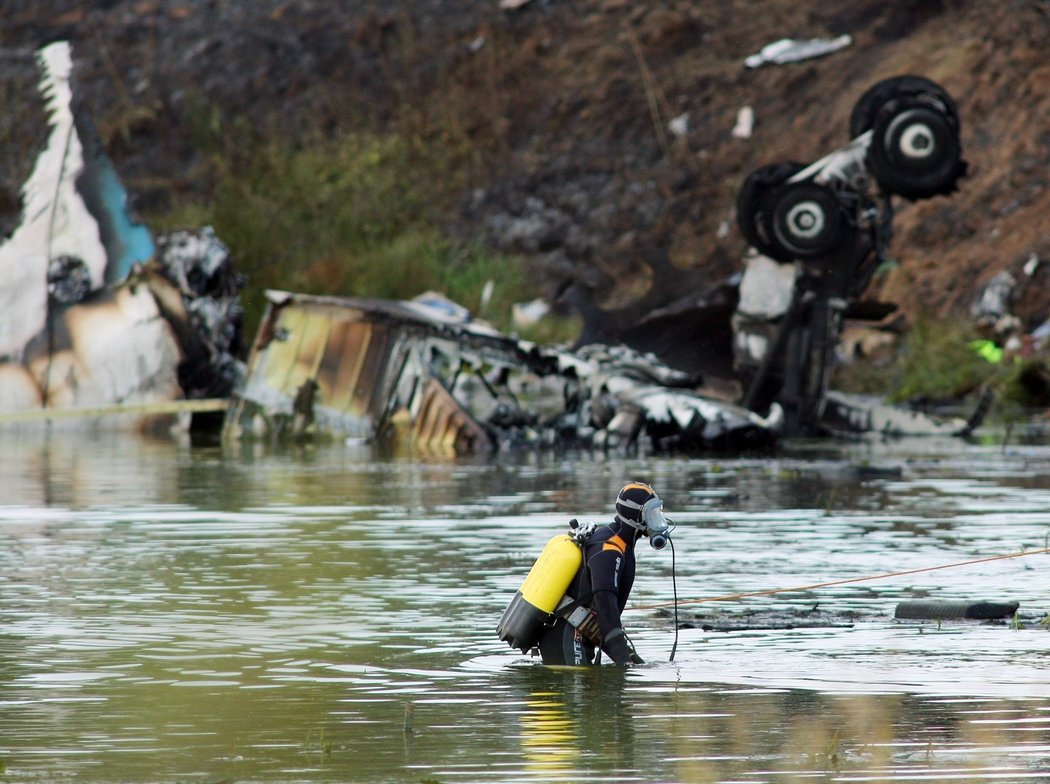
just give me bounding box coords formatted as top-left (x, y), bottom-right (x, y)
top-left (1031, 320), bottom-right (1050, 351)
top-left (744, 34), bottom-right (852, 69)
top-left (737, 253), bottom-right (798, 319)
top-left (480, 279), bottom-right (495, 313)
top-left (970, 270), bottom-right (1016, 324)
top-left (668, 112), bottom-right (690, 138)
top-left (512, 298), bottom-right (550, 330)
top-left (731, 106), bottom-right (754, 139)
top-left (736, 330), bottom-right (771, 363)
top-left (409, 291), bottom-right (473, 324)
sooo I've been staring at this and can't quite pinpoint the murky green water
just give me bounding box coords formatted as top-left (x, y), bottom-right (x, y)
top-left (3, 431), bottom-right (1050, 782)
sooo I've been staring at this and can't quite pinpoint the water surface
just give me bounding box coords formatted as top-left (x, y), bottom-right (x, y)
top-left (2, 432), bottom-right (1050, 782)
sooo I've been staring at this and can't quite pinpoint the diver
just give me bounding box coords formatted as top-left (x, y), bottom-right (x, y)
top-left (498, 481), bottom-right (673, 666)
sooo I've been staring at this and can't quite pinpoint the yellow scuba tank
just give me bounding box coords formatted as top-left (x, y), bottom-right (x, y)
top-left (497, 533), bottom-right (582, 652)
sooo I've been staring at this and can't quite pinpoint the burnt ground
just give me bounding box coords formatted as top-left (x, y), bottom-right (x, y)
top-left (2, 1), bottom-right (1049, 377)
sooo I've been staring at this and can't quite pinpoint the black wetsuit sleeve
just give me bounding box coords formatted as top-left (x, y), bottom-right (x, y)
top-left (587, 549), bottom-right (632, 663)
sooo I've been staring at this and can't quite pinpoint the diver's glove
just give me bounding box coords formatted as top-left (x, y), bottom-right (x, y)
top-left (603, 628), bottom-right (644, 665)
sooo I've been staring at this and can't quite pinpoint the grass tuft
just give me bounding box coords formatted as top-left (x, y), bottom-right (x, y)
top-left (888, 317), bottom-right (991, 404)
top-left (150, 103), bottom-right (571, 343)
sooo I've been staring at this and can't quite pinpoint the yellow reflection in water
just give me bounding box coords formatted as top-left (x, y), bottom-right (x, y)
top-left (519, 690), bottom-right (578, 775)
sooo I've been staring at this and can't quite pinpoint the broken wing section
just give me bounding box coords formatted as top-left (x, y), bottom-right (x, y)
top-left (0, 41), bottom-right (181, 428)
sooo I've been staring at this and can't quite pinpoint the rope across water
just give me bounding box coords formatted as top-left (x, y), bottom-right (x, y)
top-left (630, 546), bottom-right (1050, 612)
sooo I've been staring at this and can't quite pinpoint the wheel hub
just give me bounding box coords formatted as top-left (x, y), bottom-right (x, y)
top-left (886, 108), bottom-right (940, 163)
top-left (900, 123), bottom-right (935, 158)
top-left (786, 201), bottom-right (825, 239)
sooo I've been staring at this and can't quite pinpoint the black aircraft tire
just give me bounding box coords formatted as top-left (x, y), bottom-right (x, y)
top-left (849, 74), bottom-right (959, 138)
top-left (735, 161), bottom-right (806, 262)
top-left (867, 98), bottom-right (966, 200)
top-left (765, 182), bottom-right (846, 261)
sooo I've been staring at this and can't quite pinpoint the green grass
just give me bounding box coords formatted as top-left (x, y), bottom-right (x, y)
top-left (831, 318), bottom-right (993, 402)
top-left (885, 316), bottom-right (1050, 426)
top-left (833, 316), bottom-right (1050, 427)
top-left (150, 106), bottom-right (574, 343)
top-left (887, 317), bottom-right (992, 404)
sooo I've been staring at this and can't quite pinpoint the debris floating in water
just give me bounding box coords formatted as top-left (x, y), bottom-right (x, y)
top-left (894, 600), bottom-right (1020, 621)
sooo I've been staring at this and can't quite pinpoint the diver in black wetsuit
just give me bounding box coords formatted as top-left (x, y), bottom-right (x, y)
top-left (538, 482), bottom-right (672, 666)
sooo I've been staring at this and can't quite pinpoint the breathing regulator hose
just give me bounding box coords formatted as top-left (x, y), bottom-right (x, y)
top-left (668, 536), bottom-right (680, 662)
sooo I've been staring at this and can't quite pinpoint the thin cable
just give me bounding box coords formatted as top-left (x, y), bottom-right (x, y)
top-left (630, 545), bottom-right (1050, 612)
top-left (668, 536), bottom-right (679, 662)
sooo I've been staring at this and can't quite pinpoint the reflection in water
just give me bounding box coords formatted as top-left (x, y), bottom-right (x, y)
top-left (506, 668), bottom-right (635, 781)
top-left (4, 432), bottom-right (1050, 781)
top-left (519, 692), bottom-right (577, 774)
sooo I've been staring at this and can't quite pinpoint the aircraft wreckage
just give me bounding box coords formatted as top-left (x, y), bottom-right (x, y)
top-left (223, 290), bottom-right (781, 453)
top-left (0, 43), bottom-right (987, 451)
top-left (726, 73), bottom-right (983, 440)
top-left (222, 73), bottom-right (986, 451)
top-left (0, 41), bottom-right (242, 431)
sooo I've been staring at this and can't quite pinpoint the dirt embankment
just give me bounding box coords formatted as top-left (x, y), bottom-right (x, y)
top-left (3, 0), bottom-right (1049, 363)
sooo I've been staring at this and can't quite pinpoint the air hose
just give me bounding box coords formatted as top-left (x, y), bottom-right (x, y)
top-left (668, 536), bottom-right (680, 662)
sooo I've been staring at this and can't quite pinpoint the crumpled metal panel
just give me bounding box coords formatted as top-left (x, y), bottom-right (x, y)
top-left (318, 316), bottom-right (381, 419)
top-left (409, 377), bottom-right (493, 455)
top-left (816, 390), bottom-right (984, 438)
top-left (225, 290), bottom-right (780, 454)
top-left (0, 272), bottom-right (183, 429)
top-left (227, 293), bottom-right (431, 442)
top-left (225, 291), bottom-right (505, 451)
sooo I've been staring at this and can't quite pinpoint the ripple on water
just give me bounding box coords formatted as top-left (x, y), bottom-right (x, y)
top-left (4, 437), bottom-right (1050, 782)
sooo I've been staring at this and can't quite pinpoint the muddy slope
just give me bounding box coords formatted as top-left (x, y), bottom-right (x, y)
top-left (3, 1), bottom-right (1048, 365)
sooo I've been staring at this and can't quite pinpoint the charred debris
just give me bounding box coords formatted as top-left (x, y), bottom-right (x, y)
top-left (224, 289), bottom-right (780, 453)
top-left (0, 42), bottom-right (990, 451)
top-left (670, 599), bottom-right (1025, 633)
top-left (0, 42), bottom-right (242, 432)
top-left (225, 72), bottom-right (984, 451)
